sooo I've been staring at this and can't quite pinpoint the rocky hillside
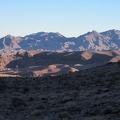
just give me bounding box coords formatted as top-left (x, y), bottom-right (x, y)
top-left (0, 62), bottom-right (120, 120)
top-left (0, 50), bottom-right (120, 77)
top-left (0, 29), bottom-right (120, 53)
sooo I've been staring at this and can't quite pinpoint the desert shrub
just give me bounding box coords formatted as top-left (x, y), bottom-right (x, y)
top-left (31, 109), bottom-right (44, 116)
top-left (76, 74), bottom-right (82, 77)
top-left (64, 101), bottom-right (78, 111)
top-left (36, 104), bottom-right (45, 110)
top-left (34, 86), bottom-right (41, 90)
top-left (81, 107), bottom-right (99, 116)
top-left (0, 115), bottom-right (5, 120)
top-left (0, 80), bottom-right (8, 92)
top-left (71, 90), bottom-right (80, 98)
top-left (117, 60), bottom-right (120, 64)
top-left (60, 96), bottom-right (73, 104)
top-left (102, 108), bottom-right (112, 115)
top-left (50, 107), bottom-right (60, 113)
top-left (28, 96), bottom-right (34, 102)
top-left (57, 111), bottom-right (71, 119)
top-left (101, 106), bottom-right (117, 115)
top-left (11, 97), bottom-right (26, 108)
top-left (41, 96), bottom-right (48, 102)
top-left (22, 87), bottom-right (30, 94)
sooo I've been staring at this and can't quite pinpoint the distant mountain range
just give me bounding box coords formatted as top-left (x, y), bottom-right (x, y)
top-left (0, 29), bottom-right (120, 53)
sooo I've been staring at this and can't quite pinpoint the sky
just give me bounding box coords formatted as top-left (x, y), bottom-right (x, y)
top-left (0, 0), bottom-right (120, 38)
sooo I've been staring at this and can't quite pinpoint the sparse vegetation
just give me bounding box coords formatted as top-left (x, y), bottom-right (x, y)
top-left (0, 62), bottom-right (120, 119)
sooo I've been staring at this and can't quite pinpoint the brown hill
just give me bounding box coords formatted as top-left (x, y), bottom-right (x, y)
top-left (0, 50), bottom-right (120, 77)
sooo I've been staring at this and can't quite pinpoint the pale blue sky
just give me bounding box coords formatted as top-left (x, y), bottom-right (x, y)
top-left (0, 0), bottom-right (120, 37)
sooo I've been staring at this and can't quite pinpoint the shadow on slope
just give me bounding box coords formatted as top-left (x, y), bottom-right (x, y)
top-left (6, 51), bottom-right (117, 69)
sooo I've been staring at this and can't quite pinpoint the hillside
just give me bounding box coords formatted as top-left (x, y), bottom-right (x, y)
top-left (0, 62), bottom-right (120, 120)
top-left (0, 29), bottom-right (120, 53)
top-left (0, 50), bottom-right (120, 77)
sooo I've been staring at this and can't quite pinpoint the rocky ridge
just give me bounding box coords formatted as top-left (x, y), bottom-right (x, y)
top-left (0, 30), bottom-right (120, 53)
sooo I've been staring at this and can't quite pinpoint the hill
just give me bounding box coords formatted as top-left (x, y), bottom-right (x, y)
top-left (0, 62), bottom-right (120, 119)
top-left (0, 50), bottom-right (120, 77)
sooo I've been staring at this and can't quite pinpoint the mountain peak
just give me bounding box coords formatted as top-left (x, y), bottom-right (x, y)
top-left (56, 32), bottom-right (65, 37)
top-left (101, 29), bottom-right (120, 37)
top-left (4, 34), bottom-right (15, 40)
top-left (109, 29), bottom-right (120, 34)
top-left (81, 30), bottom-right (100, 37)
top-left (90, 30), bottom-right (100, 36)
top-left (5, 34), bottom-right (14, 38)
top-left (91, 30), bottom-right (98, 33)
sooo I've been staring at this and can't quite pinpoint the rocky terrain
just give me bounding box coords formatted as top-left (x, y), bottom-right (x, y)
top-left (0, 50), bottom-right (120, 77)
top-left (0, 29), bottom-right (120, 119)
top-left (0, 29), bottom-right (120, 53)
top-left (0, 62), bottom-right (120, 120)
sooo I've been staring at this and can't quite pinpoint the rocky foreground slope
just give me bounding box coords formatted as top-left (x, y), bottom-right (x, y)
top-left (0, 62), bottom-right (120, 120)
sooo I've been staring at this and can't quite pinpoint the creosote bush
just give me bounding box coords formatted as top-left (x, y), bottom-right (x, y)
top-left (11, 97), bottom-right (26, 108)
